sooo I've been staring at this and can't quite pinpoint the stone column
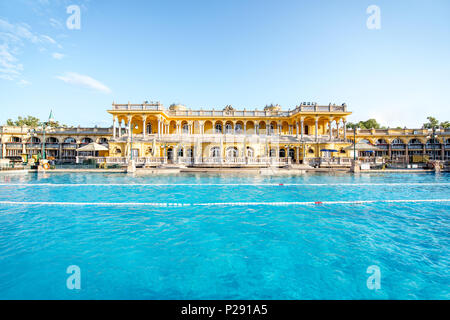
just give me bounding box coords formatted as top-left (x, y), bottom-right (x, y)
top-left (315, 118), bottom-right (319, 142)
top-left (127, 118), bottom-right (132, 141)
top-left (244, 121), bottom-right (247, 135)
top-left (157, 119), bottom-right (161, 138)
top-left (442, 143), bottom-right (445, 160)
top-left (220, 137), bottom-right (224, 164)
top-left (300, 118), bottom-right (304, 140)
top-left (336, 120), bottom-right (340, 139)
top-left (118, 120), bottom-right (122, 138)
top-left (277, 143), bottom-right (280, 163)
top-left (329, 121), bottom-right (332, 141)
top-left (296, 121), bottom-right (299, 138)
top-left (278, 121), bottom-right (281, 136)
top-left (343, 120), bottom-right (347, 141)
top-left (113, 116), bottom-right (116, 139)
top-left (296, 146), bottom-right (299, 164)
top-left (143, 118), bottom-right (146, 138)
top-left (405, 144), bottom-right (409, 164)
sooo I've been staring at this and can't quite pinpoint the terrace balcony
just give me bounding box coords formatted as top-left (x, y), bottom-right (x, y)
top-left (111, 133), bottom-right (347, 144)
top-left (109, 102), bottom-right (348, 117)
top-left (408, 144), bottom-right (424, 150)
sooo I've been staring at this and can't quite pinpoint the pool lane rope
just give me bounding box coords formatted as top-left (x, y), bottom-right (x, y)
top-left (1, 183), bottom-right (450, 187)
top-left (0, 199), bottom-right (449, 207)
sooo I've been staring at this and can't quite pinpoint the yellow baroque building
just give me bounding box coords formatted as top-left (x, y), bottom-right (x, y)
top-left (107, 101), bottom-right (353, 166)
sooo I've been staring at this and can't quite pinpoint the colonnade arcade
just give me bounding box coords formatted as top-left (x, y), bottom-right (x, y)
top-left (111, 114), bottom-right (348, 141)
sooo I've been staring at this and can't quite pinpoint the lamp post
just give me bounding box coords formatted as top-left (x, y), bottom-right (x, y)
top-left (429, 126), bottom-right (437, 161)
top-left (40, 110), bottom-right (55, 160)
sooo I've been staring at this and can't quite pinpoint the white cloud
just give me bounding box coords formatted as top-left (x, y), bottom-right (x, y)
top-left (52, 52), bottom-right (64, 60)
top-left (0, 43), bottom-right (23, 79)
top-left (40, 34), bottom-right (56, 44)
top-left (56, 72), bottom-right (112, 94)
top-left (17, 79), bottom-right (31, 86)
top-left (49, 18), bottom-right (63, 29)
top-left (0, 18), bottom-right (61, 83)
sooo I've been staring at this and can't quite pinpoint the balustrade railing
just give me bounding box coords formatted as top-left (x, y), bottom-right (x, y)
top-left (112, 103), bottom-right (348, 116)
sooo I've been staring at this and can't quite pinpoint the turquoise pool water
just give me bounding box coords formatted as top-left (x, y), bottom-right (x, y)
top-left (0, 172), bottom-right (448, 299)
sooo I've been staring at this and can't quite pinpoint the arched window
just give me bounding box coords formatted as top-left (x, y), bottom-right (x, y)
top-left (178, 148), bottom-right (184, 157)
top-left (235, 123), bottom-right (243, 134)
top-left (279, 149), bottom-right (286, 157)
top-left (146, 123), bottom-right (152, 134)
top-left (391, 139), bottom-right (404, 145)
top-left (10, 136), bottom-right (21, 143)
top-left (226, 147), bottom-right (238, 158)
top-left (81, 137), bottom-right (93, 144)
top-left (210, 147), bottom-right (221, 158)
top-left (115, 148), bottom-right (121, 154)
top-left (46, 137), bottom-right (58, 143)
top-left (289, 148), bottom-right (295, 159)
top-left (182, 123), bottom-right (189, 134)
top-left (215, 123), bottom-right (222, 134)
top-left (427, 138), bottom-right (440, 145)
top-left (270, 124), bottom-right (275, 134)
top-left (31, 137), bottom-right (41, 144)
top-left (270, 149), bottom-right (276, 157)
top-left (376, 139), bottom-right (388, 145)
top-left (64, 137), bottom-right (76, 143)
top-left (225, 123), bottom-right (233, 134)
top-left (186, 148), bottom-right (193, 157)
top-left (408, 138), bottom-right (422, 145)
top-left (98, 137), bottom-right (108, 144)
top-left (246, 147), bottom-right (254, 157)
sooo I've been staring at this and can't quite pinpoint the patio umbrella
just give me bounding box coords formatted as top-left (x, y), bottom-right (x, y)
top-left (344, 141), bottom-right (381, 151)
top-left (76, 142), bottom-right (109, 152)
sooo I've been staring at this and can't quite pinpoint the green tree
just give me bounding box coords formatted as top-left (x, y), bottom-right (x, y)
top-left (48, 121), bottom-right (67, 128)
top-left (440, 121), bottom-right (450, 128)
top-left (360, 118), bottom-right (382, 129)
top-left (4, 115), bottom-right (65, 128)
top-left (6, 115), bottom-right (40, 127)
top-left (423, 116), bottom-right (439, 129)
top-left (346, 119), bottom-right (383, 129)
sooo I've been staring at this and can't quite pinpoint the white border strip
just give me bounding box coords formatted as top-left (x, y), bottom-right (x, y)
top-left (0, 183), bottom-right (449, 187)
top-left (0, 199), bottom-right (449, 207)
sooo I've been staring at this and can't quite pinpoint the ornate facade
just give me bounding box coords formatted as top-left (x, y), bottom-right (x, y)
top-left (107, 101), bottom-right (352, 166)
top-left (0, 126), bottom-right (111, 163)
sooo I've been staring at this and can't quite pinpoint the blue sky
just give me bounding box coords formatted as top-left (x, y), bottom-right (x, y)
top-left (0, 0), bottom-right (449, 127)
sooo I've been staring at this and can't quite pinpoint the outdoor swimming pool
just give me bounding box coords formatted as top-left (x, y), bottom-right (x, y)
top-left (0, 172), bottom-right (448, 299)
